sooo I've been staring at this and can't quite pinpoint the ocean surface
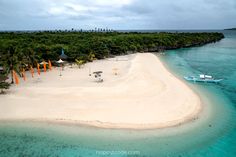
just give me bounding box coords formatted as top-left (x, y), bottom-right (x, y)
top-left (0, 30), bottom-right (236, 157)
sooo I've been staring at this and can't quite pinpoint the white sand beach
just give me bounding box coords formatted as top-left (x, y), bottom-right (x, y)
top-left (0, 53), bottom-right (202, 129)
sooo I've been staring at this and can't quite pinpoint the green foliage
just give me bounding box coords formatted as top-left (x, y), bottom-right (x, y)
top-left (88, 52), bottom-right (96, 62)
top-left (0, 31), bottom-right (224, 64)
top-left (0, 31), bottom-right (224, 88)
top-left (0, 41), bottom-right (22, 83)
top-left (75, 59), bottom-right (86, 68)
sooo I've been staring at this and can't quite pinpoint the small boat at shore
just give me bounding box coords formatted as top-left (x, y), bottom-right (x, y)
top-left (184, 74), bottom-right (223, 83)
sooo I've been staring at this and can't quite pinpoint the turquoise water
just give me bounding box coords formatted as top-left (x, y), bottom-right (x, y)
top-left (1, 30), bottom-right (236, 157)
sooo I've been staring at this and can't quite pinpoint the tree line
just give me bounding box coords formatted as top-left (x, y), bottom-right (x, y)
top-left (0, 31), bottom-right (224, 93)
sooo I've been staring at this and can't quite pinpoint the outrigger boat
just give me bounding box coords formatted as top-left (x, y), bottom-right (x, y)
top-left (184, 74), bottom-right (223, 83)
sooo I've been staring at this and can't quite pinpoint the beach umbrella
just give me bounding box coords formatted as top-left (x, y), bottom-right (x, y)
top-left (40, 61), bottom-right (48, 72)
top-left (56, 59), bottom-right (64, 64)
top-left (39, 61), bottom-right (48, 65)
top-left (56, 59), bottom-right (64, 76)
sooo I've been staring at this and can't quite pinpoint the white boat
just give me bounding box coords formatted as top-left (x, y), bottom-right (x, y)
top-left (184, 74), bottom-right (223, 83)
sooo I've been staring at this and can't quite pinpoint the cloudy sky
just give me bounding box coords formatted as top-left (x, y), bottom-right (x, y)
top-left (0, 0), bottom-right (236, 30)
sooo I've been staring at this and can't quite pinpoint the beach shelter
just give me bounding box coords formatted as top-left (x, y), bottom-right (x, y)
top-left (59, 49), bottom-right (68, 60)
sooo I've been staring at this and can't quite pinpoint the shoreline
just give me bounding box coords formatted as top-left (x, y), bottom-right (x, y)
top-left (0, 113), bottom-right (201, 130)
top-left (0, 53), bottom-right (202, 130)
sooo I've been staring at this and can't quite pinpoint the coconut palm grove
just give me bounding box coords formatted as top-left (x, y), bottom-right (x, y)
top-left (0, 31), bottom-right (224, 92)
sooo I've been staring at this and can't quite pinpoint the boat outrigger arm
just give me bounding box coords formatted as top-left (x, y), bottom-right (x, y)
top-left (184, 74), bottom-right (223, 83)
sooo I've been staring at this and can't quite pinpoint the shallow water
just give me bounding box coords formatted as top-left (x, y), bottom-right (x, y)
top-left (1, 30), bottom-right (236, 157)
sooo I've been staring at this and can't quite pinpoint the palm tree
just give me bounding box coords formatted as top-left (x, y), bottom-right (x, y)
top-left (2, 42), bottom-right (21, 84)
top-left (22, 48), bottom-right (39, 69)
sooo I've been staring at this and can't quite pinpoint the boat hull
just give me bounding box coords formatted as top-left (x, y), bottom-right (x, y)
top-left (184, 76), bottom-right (223, 83)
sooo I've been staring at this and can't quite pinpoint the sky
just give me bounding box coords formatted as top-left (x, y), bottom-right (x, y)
top-left (0, 0), bottom-right (236, 30)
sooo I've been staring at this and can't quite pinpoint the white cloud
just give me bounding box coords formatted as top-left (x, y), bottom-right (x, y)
top-left (48, 7), bottom-right (65, 15)
top-left (40, 0), bottom-right (129, 19)
top-left (0, 0), bottom-right (236, 30)
top-left (93, 0), bottom-right (133, 7)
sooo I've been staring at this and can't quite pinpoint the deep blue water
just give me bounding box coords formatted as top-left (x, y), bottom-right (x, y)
top-left (0, 30), bottom-right (236, 157)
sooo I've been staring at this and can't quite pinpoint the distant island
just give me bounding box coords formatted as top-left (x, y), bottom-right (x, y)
top-left (225, 28), bottom-right (236, 30)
